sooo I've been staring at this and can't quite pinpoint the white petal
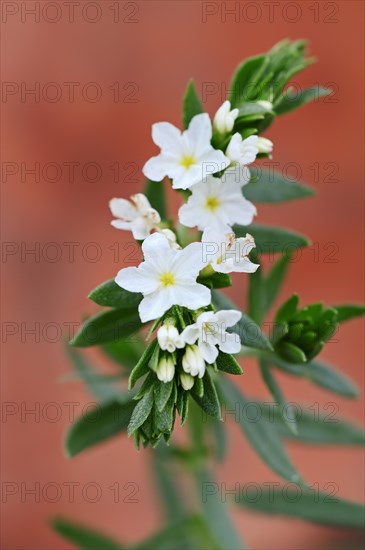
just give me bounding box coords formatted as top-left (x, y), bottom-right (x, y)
top-left (141, 232), bottom-right (172, 263)
top-left (142, 155), bottom-right (168, 182)
top-left (176, 283), bottom-right (211, 310)
top-left (115, 266), bottom-right (159, 295)
top-left (130, 218), bottom-right (151, 240)
top-left (185, 113), bottom-right (212, 153)
top-left (214, 309), bottom-right (242, 327)
top-left (138, 288), bottom-right (174, 322)
top-left (232, 259), bottom-right (260, 273)
top-left (223, 196), bottom-right (257, 225)
top-left (151, 122), bottom-right (183, 153)
top-left (181, 324), bottom-right (200, 344)
top-left (173, 242), bottom-right (206, 278)
top-left (171, 165), bottom-right (204, 190)
top-left (199, 340), bottom-right (218, 364)
top-left (109, 198), bottom-right (136, 221)
top-left (111, 219), bottom-right (133, 231)
top-left (218, 332), bottom-right (242, 354)
top-left (198, 149), bottom-right (230, 179)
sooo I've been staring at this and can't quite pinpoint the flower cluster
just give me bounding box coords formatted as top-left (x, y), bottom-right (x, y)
top-left (108, 100), bottom-right (273, 445)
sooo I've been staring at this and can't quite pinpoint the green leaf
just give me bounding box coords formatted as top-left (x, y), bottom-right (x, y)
top-left (65, 399), bottom-right (135, 457)
top-left (152, 446), bottom-right (185, 523)
top-left (216, 351), bottom-right (243, 375)
top-left (264, 253), bottom-right (292, 314)
top-left (66, 346), bottom-right (120, 401)
top-left (275, 86), bottom-right (332, 115)
top-left (155, 379), bottom-right (174, 412)
top-left (212, 290), bottom-right (273, 351)
top-left (88, 279), bottom-right (142, 309)
top-left (244, 168), bottom-right (315, 203)
top-left (144, 178), bottom-right (167, 220)
top-left (275, 293), bottom-right (299, 323)
top-left (220, 378), bottom-right (302, 483)
top-left (260, 360), bottom-right (297, 435)
top-left (191, 370), bottom-right (221, 419)
top-left (127, 387), bottom-right (155, 436)
top-left (198, 271), bottom-right (232, 289)
top-left (183, 80), bottom-right (203, 129)
top-left (129, 339), bottom-right (158, 389)
top-left (229, 54), bottom-right (266, 107)
top-left (238, 488), bottom-right (365, 528)
top-left (51, 517), bottom-right (124, 550)
top-left (258, 401), bottom-right (365, 445)
top-left (333, 304), bottom-right (365, 323)
top-left (176, 390), bottom-right (189, 425)
top-left (102, 338), bottom-right (144, 370)
top-left (269, 355), bottom-right (359, 398)
top-left (210, 416), bottom-right (228, 462)
top-left (247, 256), bottom-right (265, 325)
top-left (234, 224), bottom-right (310, 254)
top-left (195, 469), bottom-right (245, 550)
top-left (71, 308), bottom-right (143, 348)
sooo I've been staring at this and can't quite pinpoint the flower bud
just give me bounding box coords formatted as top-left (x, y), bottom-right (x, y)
top-left (257, 137), bottom-right (273, 154)
top-left (157, 323), bottom-right (184, 353)
top-left (156, 356), bottom-right (175, 383)
top-left (158, 228), bottom-right (181, 250)
top-left (182, 345), bottom-right (206, 378)
top-left (213, 100), bottom-right (239, 134)
top-left (256, 100), bottom-right (273, 111)
top-left (180, 372), bottom-right (194, 391)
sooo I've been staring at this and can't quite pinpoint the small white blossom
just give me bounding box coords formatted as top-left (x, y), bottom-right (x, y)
top-left (226, 134), bottom-right (259, 166)
top-left (109, 194), bottom-right (160, 240)
top-left (180, 372), bottom-right (195, 390)
top-left (182, 345), bottom-right (206, 378)
top-left (156, 356), bottom-right (175, 383)
top-left (256, 100), bottom-right (273, 111)
top-left (181, 310), bottom-right (242, 364)
top-left (178, 166), bottom-right (256, 233)
top-left (257, 137), bottom-right (273, 154)
top-left (115, 232), bottom-right (211, 323)
top-left (142, 113), bottom-right (230, 190)
top-left (213, 100), bottom-right (239, 134)
top-left (157, 322), bottom-right (184, 353)
top-left (201, 228), bottom-right (259, 274)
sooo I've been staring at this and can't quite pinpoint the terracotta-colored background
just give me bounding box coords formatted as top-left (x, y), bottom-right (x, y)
top-left (1, 1), bottom-right (364, 549)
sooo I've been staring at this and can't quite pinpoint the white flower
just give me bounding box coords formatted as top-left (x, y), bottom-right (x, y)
top-left (181, 310), bottom-right (242, 364)
top-left (180, 372), bottom-right (195, 390)
top-left (142, 113), bottom-right (230, 190)
top-left (156, 356), bottom-right (175, 383)
top-left (109, 194), bottom-right (160, 240)
top-left (226, 134), bottom-right (259, 166)
top-left (157, 228), bottom-right (181, 250)
top-left (201, 228), bottom-right (259, 273)
top-left (178, 166), bottom-right (256, 233)
top-left (182, 345), bottom-right (206, 378)
top-left (213, 100), bottom-right (239, 134)
top-left (256, 100), bottom-right (273, 111)
top-left (257, 137), bottom-right (273, 154)
top-left (157, 322), bottom-right (184, 353)
top-left (115, 232), bottom-right (211, 323)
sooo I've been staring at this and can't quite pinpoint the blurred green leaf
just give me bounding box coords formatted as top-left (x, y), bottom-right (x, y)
top-left (183, 80), bottom-right (203, 128)
top-left (234, 224), bottom-right (310, 254)
top-left (269, 355), bottom-right (359, 398)
top-left (52, 517), bottom-right (124, 550)
top-left (238, 488), bottom-right (365, 528)
top-left (88, 279), bottom-right (142, 309)
top-left (70, 308), bottom-right (142, 348)
top-left (229, 54), bottom-right (266, 107)
top-left (102, 338), bottom-right (145, 370)
top-left (333, 304), bottom-right (365, 323)
top-left (220, 378), bottom-right (302, 483)
top-left (264, 253), bottom-right (292, 314)
top-left (260, 360), bottom-right (297, 435)
top-left (66, 399), bottom-right (135, 457)
top-left (275, 86), bottom-right (331, 115)
top-left (244, 169), bottom-right (315, 203)
top-left (216, 351), bottom-right (243, 375)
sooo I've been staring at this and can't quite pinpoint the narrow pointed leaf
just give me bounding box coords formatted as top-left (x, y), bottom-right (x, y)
top-left (264, 253), bottom-right (292, 314)
top-left (129, 339), bottom-right (158, 389)
top-left (220, 378), bottom-right (302, 483)
top-left (275, 86), bottom-right (332, 115)
top-left (333, 304), bottom-right (365, 323)
top-left (88, 279), bottom-right (142, 309)
top-left (216, 351), bottom-right (243, 375)
top-left (238, 488), bottom-right (365, 528)
top-left (183, 80), bottom-right (203, 128)
top-left (260, 360), bottom-right (297, 434)
top-left (65, 399), bottom-right (135, 457)
top-left (191, 370), bottom-right (221, 419)
top-left (52, 517), bottom-right (124, 550)
top-left (244, 168), bottom-right (315, 203)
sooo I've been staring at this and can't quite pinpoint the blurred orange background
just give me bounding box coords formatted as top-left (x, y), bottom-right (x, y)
top-left (1, 1), bottom-right (364, 549)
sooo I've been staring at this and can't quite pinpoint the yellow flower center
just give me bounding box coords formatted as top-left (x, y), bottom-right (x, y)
top-left (203, 322), bottom-right (218, 336)
top-left (205, 196), bottom-right (220, 211)
top-left (160, 272), bottom-right (175, 287)
top-left (180, 155), bottom-right (196, 169)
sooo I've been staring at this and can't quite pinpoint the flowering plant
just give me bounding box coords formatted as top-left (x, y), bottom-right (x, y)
top-left (54, 41), bottom-right (364, 549)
